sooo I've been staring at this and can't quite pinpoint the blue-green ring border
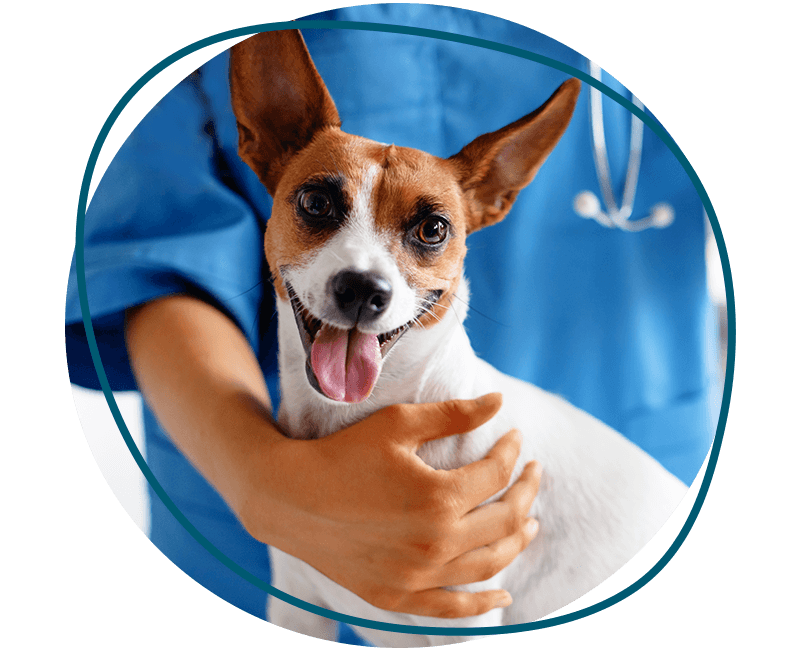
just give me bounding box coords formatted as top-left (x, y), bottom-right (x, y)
top-left (75, 19), bottom-right (736, 637)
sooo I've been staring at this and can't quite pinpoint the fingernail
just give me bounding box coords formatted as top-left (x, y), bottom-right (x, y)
top-left (498, 592), bottom-right (513, 608)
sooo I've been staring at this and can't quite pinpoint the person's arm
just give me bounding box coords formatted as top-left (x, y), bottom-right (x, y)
top-left (125, 294), bottom-right (541, 618)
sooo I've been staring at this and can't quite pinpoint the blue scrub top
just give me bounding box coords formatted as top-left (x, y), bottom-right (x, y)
top-left (65, 4), bottom-right (718, 640)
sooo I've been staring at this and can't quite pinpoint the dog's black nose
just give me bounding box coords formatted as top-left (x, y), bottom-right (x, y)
top-left (331, 269), bottom-right (392, 324)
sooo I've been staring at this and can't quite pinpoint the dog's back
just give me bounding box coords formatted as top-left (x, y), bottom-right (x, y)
top-left (410, 360), bottom-right (685, 634)
top-left (488, 364), bottom-right (686, 624)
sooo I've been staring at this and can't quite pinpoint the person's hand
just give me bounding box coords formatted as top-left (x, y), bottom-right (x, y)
top-left (126, 296), bottom-right (541, 620)
top-left (242, 393), bottom-right (543, 619)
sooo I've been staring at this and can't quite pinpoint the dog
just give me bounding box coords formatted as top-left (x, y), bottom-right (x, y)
top-left (229, 30), bottom-right (686, 646)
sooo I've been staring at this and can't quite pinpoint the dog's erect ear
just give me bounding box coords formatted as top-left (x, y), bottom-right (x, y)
top-left (449, 78), bottom-right (581, 234)
top-left (229, 30), bottom-right (341, 195)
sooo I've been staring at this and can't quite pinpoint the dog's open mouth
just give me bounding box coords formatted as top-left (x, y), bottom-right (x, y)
top-left (286, 283), bottom-right (415, 403)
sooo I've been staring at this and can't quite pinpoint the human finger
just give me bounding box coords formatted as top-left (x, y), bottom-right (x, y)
top-left (383, 587), bottom-right (513, 619)
top-left (443, 427), bottom-right (522, 511)
top-left (385, 393), bottom-right (503, 447)
top-left (452, 461), bottom-right (542, 554)
top-left (433, 518), bottom-right (539, 588)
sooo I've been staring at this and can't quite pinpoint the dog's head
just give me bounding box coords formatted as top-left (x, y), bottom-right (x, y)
top-left (230, 30), bottom-right (580, 404)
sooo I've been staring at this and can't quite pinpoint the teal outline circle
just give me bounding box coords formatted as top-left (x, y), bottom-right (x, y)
top-left (74, 20), bottom-right (736, 637)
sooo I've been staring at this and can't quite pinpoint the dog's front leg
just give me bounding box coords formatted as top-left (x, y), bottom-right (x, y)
top-left (267, 547), bottom-right (338, 642)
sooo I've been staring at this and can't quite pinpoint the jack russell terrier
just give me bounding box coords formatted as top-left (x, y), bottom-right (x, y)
top-left (229, 29), bottom-right (686, 646)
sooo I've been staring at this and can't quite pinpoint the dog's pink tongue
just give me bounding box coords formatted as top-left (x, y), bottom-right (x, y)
top-left (311, 325), bottom-right (381, 403)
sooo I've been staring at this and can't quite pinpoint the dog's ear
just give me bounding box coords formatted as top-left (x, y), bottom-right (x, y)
top-left (449, 79), bottom-right (581, 234)
top-left (229, 30), bottom-right (341, 195)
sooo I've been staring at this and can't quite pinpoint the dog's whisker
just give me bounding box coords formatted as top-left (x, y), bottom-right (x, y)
top-left (444, 294), bottom-right (471, 339)
top-left (218, 279), bottom-right (265, 304)
top-left (413, 304), bottom-right (437, 320)
top-left (216, 279), bottom-right (269, 342)
top-left (415, 304), bottom-right (443, 322)
top-left (414, 297), bottom-right (449, 322)
top-left (449, 292), bottom-right (510, 327)
top-left (419, 298), bottom-right (448, 313)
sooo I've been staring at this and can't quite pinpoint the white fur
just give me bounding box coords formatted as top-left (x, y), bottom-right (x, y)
top-left (269, 268), bottom-right (687, 646)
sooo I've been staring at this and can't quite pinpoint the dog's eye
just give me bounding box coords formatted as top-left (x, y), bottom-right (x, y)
top-left (416, 217), bottom-right (449, 245)
top-left (299, 190), bottom-right (332, 218)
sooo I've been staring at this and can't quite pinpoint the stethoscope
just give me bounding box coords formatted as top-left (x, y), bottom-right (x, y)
top-left (573, 62), bottom-right (675, 232)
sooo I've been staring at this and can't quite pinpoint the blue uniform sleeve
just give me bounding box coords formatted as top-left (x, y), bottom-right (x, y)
top-left (65, 63), bottom-right (274, 391)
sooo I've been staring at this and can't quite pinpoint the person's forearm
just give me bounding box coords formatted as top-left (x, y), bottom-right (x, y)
top-left (125, 294), bottom-right (282, 517)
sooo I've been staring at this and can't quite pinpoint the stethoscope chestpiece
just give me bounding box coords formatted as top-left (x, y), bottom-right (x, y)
top-left (574, 62), bottom-right (674, 233)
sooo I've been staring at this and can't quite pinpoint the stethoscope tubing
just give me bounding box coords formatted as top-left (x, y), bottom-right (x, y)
top-left (574, 62), bottom-right (674, 232)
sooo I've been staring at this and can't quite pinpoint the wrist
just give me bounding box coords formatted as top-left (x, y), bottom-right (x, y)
top-left (231, 411), bottom-right (324, 544)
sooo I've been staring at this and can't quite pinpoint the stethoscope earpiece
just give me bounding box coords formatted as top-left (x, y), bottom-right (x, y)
top-left (574, 63), bottom-right (674, 233)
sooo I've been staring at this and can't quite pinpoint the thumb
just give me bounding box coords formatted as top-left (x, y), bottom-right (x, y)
top-left (407, 393), bottom-right (503, 446)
